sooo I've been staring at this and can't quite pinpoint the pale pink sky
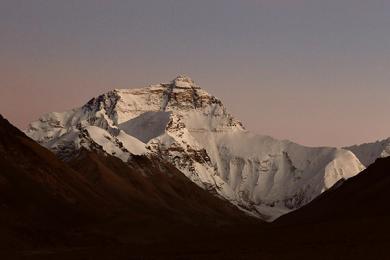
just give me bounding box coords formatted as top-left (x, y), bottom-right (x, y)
top-left (1, 0), bottom-right (390, 147)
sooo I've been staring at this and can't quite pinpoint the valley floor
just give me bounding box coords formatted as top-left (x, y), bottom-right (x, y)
top-left (2, 217), bottom-right (390, 260)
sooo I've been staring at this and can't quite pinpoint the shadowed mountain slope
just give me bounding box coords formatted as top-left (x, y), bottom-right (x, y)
top-left (3, 113), bottom-right (390, 259)
top-left (0, 115), bottom-right (258, 254)
top-left (276, 156), bottom-right (390, 224)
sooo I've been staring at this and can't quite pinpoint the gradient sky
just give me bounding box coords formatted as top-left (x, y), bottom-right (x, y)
top-left (1, 0), bottom-right (390, 147)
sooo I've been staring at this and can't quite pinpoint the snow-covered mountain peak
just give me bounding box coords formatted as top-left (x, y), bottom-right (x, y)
top-left (26, 76), bottom-right (365, 221)
top-left (171, 74), bottom-right (198, 89)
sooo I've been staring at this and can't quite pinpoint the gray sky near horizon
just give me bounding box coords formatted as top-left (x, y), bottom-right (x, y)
top-left (1, 0), bottom-right (390, 147)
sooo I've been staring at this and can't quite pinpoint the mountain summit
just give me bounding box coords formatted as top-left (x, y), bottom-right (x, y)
top-left (26, 76), bottom-right (365, 220)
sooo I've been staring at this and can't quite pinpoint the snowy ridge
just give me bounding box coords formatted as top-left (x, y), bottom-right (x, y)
top-left (345, 138), bottom-right (390, 167)
top-left (26, 75), bottom-right (365, 220)
top-left (26, 92), bottom-right (147, 160)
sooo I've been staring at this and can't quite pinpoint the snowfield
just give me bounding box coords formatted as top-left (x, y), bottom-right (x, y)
top-left (26, 75), bottom-right (366, 221)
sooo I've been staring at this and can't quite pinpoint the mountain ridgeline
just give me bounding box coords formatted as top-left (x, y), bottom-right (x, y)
top-left (26, 75), bottom-right (366, 220)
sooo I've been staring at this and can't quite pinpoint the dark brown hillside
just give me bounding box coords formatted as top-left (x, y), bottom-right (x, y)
top-left (4, 113), bottom-right (390, 259)
top-left (70, 150), bottom-right (252, 225)
top-left (0, 115), bottom-right (259, 256)
top-left (0, 115), bottom-right (107, 250)
top-left (276, 156), bottom-right (390, 224)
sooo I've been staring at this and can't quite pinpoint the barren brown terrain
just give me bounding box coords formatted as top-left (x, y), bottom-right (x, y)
top-left (1, 114), bottom-right (390, 259)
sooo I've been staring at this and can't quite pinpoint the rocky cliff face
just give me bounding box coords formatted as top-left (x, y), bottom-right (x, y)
top-left (26, 75), bottom-right (365, 220)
